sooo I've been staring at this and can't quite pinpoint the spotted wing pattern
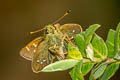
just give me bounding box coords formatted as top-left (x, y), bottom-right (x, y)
top-left (32, 40), bottom-right (54, 73)
top-left (60, 24), bottom-right (82, 38)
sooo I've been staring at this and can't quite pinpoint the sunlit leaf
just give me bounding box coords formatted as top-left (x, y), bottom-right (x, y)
top-left (67, 43), bottom-right (83, 59)
top-left (99, 62), bottom-right (119, 80)
top-left (91, 34), bottom-right (108, 61)
top-left (41, 59), bottom-right (79, 72)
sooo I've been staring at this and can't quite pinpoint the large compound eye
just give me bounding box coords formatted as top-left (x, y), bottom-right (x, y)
top-left (45, 29), bottom-right (49, 34)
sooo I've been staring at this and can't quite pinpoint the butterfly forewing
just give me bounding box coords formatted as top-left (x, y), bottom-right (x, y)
top-left (60, 24), bottom-right (82, 38)
top-left (32, 40), bottom-right (54, 73)
top-left (20, 37), bottom-right (43, 60)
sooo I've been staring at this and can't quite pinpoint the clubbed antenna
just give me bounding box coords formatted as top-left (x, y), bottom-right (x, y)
top-left (52, 9), bottom-right (71, 24)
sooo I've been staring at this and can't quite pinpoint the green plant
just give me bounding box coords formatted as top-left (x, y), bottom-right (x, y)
top-left (41, 23), bottom-right (120, 80)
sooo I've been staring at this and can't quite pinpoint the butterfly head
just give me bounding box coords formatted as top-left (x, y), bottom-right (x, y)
top-left (45, 24), bottom-right (55, 34)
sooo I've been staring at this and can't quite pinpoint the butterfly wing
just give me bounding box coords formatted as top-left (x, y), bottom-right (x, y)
top-left (60, 24), bottom-right (82, 38)
top-left (32, 40), bottom-right (54, 73)
top-left (20, 37), bottom-right (43, 60)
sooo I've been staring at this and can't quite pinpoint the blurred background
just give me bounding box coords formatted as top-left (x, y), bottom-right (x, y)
top-left (0, 0), bottom-right (120, 80)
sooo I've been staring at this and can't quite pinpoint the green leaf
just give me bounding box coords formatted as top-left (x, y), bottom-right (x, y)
top-left (114, 23), bottom-right (120, 58)
top-left (69, 61), bottom-right (84, 80)
top-left (67, 43), bottom-right (83, 59)
top-left (94, 64), bottom-right (107, 79)
top-left (81, 62), bottom-right (94, 76)
top-left (100, 62), bottom-right (119, 80)
top-left (106, 23), bottom-right (120, 59)
top-left (41, 59), bottom-right (79, 72)
top-left (106, 29), bottom-right (115, 58)
top-left (90, 63), bottom-right (107, 80)
top-left (91, 34), bottom-right (108, 61)
top-left (75, 32), bottom-right (86, 57)
top-left (85, 24), bottom-right (101, 46)
top-left (75, 24), bottom-right (100, 58)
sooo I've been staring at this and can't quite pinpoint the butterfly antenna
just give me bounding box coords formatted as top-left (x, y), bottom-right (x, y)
top-left (30, 9), bottom-right (71, 34)
top-left (52, 9), bottom-right (71, 24)
top-left (30, 27), bottom-right (46, 34)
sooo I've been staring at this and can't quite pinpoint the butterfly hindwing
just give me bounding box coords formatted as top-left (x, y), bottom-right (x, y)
top-left (20, 37), bottom-right (43, 60)
top-left (32, 40), bottom-right (54, 73)
top-left (60, 24), bottom-right (82, 38)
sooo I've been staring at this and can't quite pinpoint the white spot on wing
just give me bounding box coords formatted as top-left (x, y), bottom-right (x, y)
top-left (41, 62), bottom-right (43, 64)
top-left (36, 60), bottom-right (40, 63)
top-left (43, 60), bottom-right (46, 62)
top-left (72, 30), bottom-right (75, 32)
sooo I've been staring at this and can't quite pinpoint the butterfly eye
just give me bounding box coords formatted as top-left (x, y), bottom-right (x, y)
top-left (45, 29), bottom-right (49, 34)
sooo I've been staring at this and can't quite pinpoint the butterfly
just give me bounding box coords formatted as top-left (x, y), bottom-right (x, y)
top-left (20, 10), bottom-right (82, 73)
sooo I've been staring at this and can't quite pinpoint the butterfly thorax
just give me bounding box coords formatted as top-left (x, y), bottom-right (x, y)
top-left (45, 24), bottom-right (64, 47)
top-left (45, 25), bottom-right (65, 59)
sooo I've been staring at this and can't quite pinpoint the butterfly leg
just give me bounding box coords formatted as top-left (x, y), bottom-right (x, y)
top-left (48, 46), bottom-right (65, 60)
top-left (50, 56), bottom-right (56, 63)
top-left (63, 33), bottom-right (75, 46)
